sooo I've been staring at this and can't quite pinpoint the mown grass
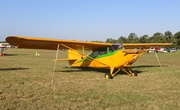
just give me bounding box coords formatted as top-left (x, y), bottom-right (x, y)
top-left (0, 48), bottom-right (180, 110)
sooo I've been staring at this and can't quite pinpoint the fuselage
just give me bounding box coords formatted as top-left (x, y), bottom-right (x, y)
top-left (69, 49), bottom-right (141, 68)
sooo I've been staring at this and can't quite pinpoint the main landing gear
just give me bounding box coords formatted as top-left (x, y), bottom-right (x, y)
top-left (105, 67), bottom-right (138, 79)
top-left (105, 73), bottom-right (113, 79)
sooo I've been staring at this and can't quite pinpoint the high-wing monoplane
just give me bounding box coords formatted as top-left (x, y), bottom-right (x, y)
top-left (6, 36), bottom-right (172, 79)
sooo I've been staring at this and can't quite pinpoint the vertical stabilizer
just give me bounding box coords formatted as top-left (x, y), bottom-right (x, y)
top-left (68, 49), bottom-right (82, 65)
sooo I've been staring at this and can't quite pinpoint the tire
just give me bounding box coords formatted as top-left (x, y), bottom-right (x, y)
top-left (105, 73), bottom-right (113, 79)
top-left (134, 72), bottom-right (138, 76)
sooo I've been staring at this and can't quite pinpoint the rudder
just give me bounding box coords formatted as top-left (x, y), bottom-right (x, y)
top-left (68, 49), bottom-right (82, 65)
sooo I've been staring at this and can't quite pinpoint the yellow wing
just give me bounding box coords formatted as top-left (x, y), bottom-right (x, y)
top-left (6, 36), bottom-right (112, 50)
top-left (123, 43), bottom-right (172, 48)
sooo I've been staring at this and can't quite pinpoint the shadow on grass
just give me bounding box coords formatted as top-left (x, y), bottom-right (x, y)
top-left (57, 67), bottom-right (109, 73)
top-left (0, 68), bottom-right (29, 71)
top-left (131, 65), bottom-right (167, 68)
top-left (4, 54), bottom-right (28, 56)
top-left (56, 65), bottom-right (161, 76)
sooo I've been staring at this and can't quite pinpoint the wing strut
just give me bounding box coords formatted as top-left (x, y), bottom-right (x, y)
top-left (52, 44), bottom-right (60, 84)
top-left (154, 52), bottom-right (164, 72)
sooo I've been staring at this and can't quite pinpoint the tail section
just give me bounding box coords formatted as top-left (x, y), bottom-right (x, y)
top-left (68, 49), bottom-right (82, 65)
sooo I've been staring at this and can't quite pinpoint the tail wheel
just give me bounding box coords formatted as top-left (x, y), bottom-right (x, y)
top-left (105, 73), bottom-right (113, 79)
top-left (134, 72), bottom-right (138, 76)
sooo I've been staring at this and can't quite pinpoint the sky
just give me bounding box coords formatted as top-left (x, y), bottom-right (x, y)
top-left (0, 0), bottom-right (180, 41)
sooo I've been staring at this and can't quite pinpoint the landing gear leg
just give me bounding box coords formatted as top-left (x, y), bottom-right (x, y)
top-left (105, 67), bottom-right (121, 79)
top-left (122, 67), bottom-right (138, 76)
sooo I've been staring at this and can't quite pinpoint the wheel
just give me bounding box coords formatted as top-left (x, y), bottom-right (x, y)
top-left (133, 72), bottom-right (138, 76)
top-left (105, 73), bottom-right (113, 79)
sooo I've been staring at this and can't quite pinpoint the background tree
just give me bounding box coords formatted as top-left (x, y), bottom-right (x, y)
top-left (0, 41), bottom-right (6, 43)
top-left (127, 33), bottom-right (139, 43)
top-left (149, 32), bottom-right (166, 43)
top-left (91, 40), bottom-right (104, 43)
top-left (105, 38), bottom-right (117, 43)
top-left (153, 32), bottom-right (163, 37)
top-left (164, 31), bottom-right (173, 42)
top-left (139, 34), bottom-right (149, 43)
top-left (173, 31), bottom-right (180, 48)
top-left (117, 36), bottom-right (127, 43)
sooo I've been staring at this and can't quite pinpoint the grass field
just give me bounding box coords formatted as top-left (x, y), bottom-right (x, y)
top-left (1, 48), bottom-right (180, 110)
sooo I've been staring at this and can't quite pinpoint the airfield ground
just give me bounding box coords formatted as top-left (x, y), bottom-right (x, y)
top-left (0, 48), bottom-right (180, 110)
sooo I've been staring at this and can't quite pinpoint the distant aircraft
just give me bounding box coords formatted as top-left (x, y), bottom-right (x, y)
top-left (6, 36), bottom-right (172, 79)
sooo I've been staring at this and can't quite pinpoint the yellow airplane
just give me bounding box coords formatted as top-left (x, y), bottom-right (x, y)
top-left (6, 36), bottom-right (172, 79)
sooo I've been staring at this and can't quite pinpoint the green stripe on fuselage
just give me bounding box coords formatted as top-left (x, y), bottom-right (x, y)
top-left (76, 49), bottom-right (120, 63)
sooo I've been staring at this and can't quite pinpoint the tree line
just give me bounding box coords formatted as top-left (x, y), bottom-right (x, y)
top-left (105, 31), bottom-right (180, 48)
top-left (0, 41), bottom-right (6, 43)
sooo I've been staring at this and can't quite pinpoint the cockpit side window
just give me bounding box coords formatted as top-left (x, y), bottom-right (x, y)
top-left (91, 47), bottom-right (109, 57)
top-left (111, 43), bottom-right (123, 51)
top-left (93, 51), bottom-right (98, 56)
